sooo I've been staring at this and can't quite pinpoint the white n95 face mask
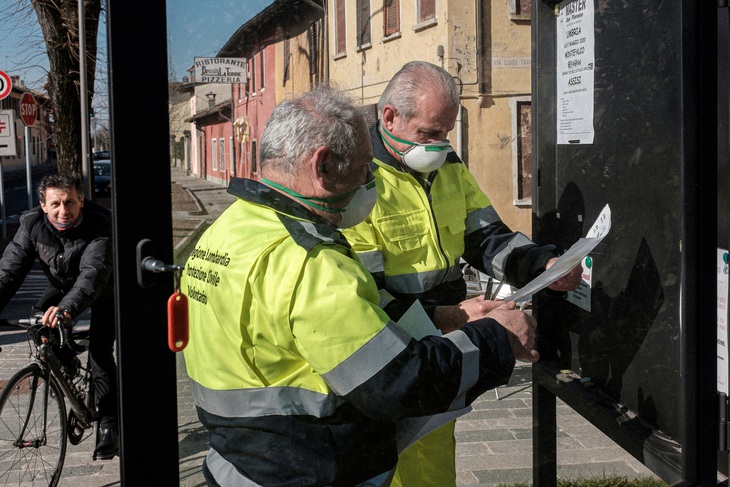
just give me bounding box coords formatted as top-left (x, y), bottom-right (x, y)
top-left (337, 177), bottom-right (378, 229)
top-left (380, 125), bottom-right (452, 173)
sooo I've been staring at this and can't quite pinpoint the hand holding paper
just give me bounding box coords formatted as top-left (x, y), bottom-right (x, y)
top-left (546, 257), bottom-right (583, 291)
top-left (505, 204), bottom-right (611, 303)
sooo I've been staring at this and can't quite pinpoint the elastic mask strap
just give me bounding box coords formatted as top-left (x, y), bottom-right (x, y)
top-left (262, 178), bottom-right (352, 213)
top-left (380, 125), bottom-right (451, 153)
top-left (381, 125), bottom-right (416, 147)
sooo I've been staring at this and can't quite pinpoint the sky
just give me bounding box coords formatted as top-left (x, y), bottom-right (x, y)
top-left (0, 0), bottom-right (270, 120)
top-left (166, 0), bottom-right (271, 82)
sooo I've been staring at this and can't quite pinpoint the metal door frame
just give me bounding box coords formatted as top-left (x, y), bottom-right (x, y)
top-left (107, 0), bottom-right (179, 484)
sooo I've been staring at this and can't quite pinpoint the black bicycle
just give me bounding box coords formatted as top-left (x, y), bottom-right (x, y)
top-left (0, 312), bottom-right (98, 486)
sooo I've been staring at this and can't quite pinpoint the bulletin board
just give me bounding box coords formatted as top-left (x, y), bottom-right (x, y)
top-left (531, 1), bottom-right (720, 484)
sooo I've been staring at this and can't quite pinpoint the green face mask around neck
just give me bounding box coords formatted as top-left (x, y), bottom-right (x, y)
top-left (261, 176), bottom-right (378, 228)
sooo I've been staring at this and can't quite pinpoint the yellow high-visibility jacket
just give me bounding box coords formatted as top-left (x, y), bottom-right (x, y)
top-left (344, 123), bottom-right (557, 321)
top-left (182, 177), bottom-right (518, 487)
top-left (343, 123), bottom-right (558, 487)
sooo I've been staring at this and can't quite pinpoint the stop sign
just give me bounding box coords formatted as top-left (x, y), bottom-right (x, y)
top-left (20, 92), bottom-right (37, 127)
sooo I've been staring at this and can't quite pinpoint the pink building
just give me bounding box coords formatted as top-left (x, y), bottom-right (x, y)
top-left (218, 0), bottom-right (325, 181)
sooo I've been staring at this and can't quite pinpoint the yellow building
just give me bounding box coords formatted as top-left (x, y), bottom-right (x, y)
top-left (328, 0), bottom-right (533, 233)
top-left (274, 5), bottom-right (327, 104)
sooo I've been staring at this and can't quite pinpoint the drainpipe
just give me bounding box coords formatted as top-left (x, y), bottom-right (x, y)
top-left (456, 105), bottom-right (463, 161)
top-left (450, 0), bottom-right (484, 161)
top-left (477, 0), bottom-right (485, 96)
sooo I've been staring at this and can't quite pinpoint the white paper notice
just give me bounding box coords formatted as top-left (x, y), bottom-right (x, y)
top-left (506, 204), bottom-right (611, 303)
top-left (718, 249), bottom-right (729, 395)
top-left (565, 256), bottom-right (594, 312)
top-left (557, 0), bottom-right (595, 145)
top-left (396, 300), bottom-right (441, 339)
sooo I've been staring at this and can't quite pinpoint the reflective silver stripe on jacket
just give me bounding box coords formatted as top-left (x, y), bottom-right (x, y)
top-left (356, 249), bottom-right (384, 274)
top-left (442, 329), bottom-right (480, 410)
top-left (490, 233), bottom-right (534, 281)
top-left (379, 288), bottom-right (396, 308)
top-left (382, 262), bottom-right (464, 294)
top-left (191, 322), bottom-right (408, 417)
top-left (206, 448), bottom-right (395, 487)
top-left (322, 321), bottom-right (411, 396)
top-left (207, 449), bottom-right (263, 486)
top-left (464, 205), bottom-right (501, 235)
top-left (299, 221), bottom-right (334, 243)
top-left (191, 381), bottom-right (346, 419)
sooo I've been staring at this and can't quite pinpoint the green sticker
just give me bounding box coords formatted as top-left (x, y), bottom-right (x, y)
top-left (724, 252), bottom-right (729, 264)
top-left (584, 256), bottom-right (592, 269)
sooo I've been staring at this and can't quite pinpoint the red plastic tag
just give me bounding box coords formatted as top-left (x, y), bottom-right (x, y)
top-left (167, 291), bottom-right (189, 352)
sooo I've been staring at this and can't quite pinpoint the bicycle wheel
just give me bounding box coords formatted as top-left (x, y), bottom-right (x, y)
top-left (0, 364), bottom-right (67, 486)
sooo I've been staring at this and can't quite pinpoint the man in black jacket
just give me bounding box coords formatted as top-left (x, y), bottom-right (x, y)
top-left (0, 173), bottom-right (118, 460)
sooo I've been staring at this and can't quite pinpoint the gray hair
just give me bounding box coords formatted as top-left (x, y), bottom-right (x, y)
top-left (260, 86), bottom-right (366, 174)
top-left (378, 61), bottom-right (460, 121)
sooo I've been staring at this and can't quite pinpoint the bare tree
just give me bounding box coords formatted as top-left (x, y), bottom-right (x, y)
top-left (31, 0), bottom-right (102, 175)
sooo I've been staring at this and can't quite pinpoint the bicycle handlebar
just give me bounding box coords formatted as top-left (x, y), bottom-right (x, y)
top-left (17, 312), bottom-right (88, 353)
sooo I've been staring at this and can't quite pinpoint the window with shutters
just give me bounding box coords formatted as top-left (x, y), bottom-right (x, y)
top-left (259, 49), bottom-right (265, 91)
top-left (283, 38), bottom-right (291, 83)
top-left (229, 137), bottom-right (235, 173)
top-left (250, 56), bottom-right (256, 93)
top-left (511, 98), bottom-right (533, 206)
top-left (251, 140), bottom-right (258, 175)
top-left (356, 0), bottom-right (371, 49)
top-left (334, 0), bottom-right (346, 57)
top-left (245, 60), bottom-right (251, 97)
top-left (212, 139), bottom-right (218, 171)
top-left (417, 0), bottom-right (435, 24)
top-left (219, 137), bottom-right (226, 173)
top-left (509, 0), bottom-right (531, 20)
top-left (384, 0), bottom-right (400, 37)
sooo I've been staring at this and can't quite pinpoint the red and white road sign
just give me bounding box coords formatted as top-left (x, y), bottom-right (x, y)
top-left (0, 71), bottom-right (11, 101)
top-left (20, 92), bottom-right (37, 127)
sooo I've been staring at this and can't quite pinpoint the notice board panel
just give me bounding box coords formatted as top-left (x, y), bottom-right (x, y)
top-left (532, 0), bottom-right (718, 483)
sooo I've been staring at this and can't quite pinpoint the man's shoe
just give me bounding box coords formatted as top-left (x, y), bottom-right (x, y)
top-left (94, 428), bottom-right (119, 460)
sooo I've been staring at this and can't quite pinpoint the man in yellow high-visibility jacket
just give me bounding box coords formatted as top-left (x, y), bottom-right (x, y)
top-left (343, 61), bottom-right (582, 487)
top-left (182, 86), bottom-right (541, 487)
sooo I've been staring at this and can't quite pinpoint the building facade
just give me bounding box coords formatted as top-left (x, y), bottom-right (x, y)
top-left (185, 74), bottom-right (234, 185)
top-left (327, 0), bottom-right (533, 233)
top-left (0, 76), bottom-right (53, 173)
top-left (174, 0), bottom-right (534, 234)
top-left (217, 0), bottom-right (326, 181)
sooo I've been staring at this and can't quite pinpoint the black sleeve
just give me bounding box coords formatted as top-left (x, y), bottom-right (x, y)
top-left (344, 317), bottom-right (516, 420)
top-left (462, 220), bottom-right (557, 289)
top-left (0, 217), bottom-right (39, 312)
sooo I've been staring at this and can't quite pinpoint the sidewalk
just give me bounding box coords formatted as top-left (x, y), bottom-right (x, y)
top-left (168, 166), bottom-right (659, 486)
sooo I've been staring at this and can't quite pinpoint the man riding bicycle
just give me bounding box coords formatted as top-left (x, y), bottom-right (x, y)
top-left (0, 173), bottom-right (118, 460)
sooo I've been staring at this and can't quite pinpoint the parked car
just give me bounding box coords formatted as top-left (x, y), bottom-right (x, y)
top-left (93, 150), bottom-right (110, 160)
top-left (93, 160), bottom-right (112, 195)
